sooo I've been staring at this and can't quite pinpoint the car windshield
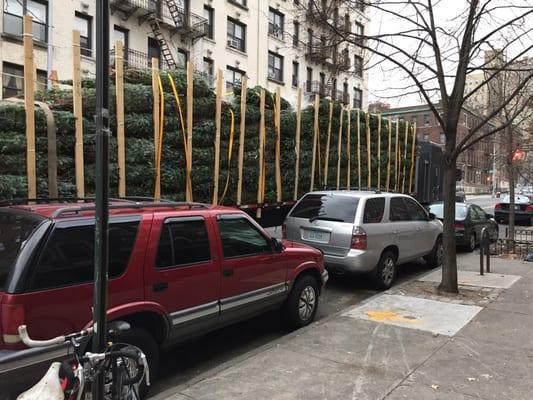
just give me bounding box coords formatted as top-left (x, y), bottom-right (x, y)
top-left (428, 203), bottom-right (468, 220)
top-left (0, 210), bottom-right (44, 290)
top-left (289, 194), bottom-right (359, 223)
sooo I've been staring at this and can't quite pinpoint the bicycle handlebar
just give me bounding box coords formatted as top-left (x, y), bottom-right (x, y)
top-left (18, 325), bottom-right (66, 347)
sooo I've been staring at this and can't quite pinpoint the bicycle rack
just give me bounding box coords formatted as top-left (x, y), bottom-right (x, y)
top-left (479, 226), bottom-right (491, 275)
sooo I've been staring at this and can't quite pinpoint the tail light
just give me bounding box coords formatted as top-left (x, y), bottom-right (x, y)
top-left (281, 224), bottom-right (287, 239)
top-left (454, 222), bottom-right (465, 230)
top-left (494, 203), bottom-right (502, 210)
top-left (526, 205), bottom-right (533, 212)
top-left (1, 303), bottom-right (25, 348)
top-left (351, 226), bottom-right (367, 250)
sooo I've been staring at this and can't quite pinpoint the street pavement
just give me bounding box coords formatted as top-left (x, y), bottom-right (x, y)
top-left (155, 253), bottom-right (533, 400)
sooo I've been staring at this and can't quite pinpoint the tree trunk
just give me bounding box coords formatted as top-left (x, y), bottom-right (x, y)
top-left (507, 128), bottom-right (515, 241)
top-left (439, 153), bottom-right (459, 293)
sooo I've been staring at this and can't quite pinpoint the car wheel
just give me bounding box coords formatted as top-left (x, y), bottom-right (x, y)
top-left (284, 275), bottom-right (319, 329)
top-left (373, 251), bottom-right (397, 290)
top-left (115, 327), bottom-right (159, 398)
top-left (424, 237), bottom-right (443, 268)
top-left (466, 233), bottom-right (476, 252)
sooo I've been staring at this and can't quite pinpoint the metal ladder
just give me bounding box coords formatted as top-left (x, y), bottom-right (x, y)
top-left (165, 0), bottom-right (188, 30)
top-left (148, 16), bottom-right (177, 69)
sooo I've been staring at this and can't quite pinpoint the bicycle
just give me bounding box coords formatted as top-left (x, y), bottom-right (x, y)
top-left (16, 322), bottom-right (150, 400)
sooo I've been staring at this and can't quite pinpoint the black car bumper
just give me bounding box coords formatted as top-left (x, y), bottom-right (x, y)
top-left (494, 211), bottom-right (532, 225)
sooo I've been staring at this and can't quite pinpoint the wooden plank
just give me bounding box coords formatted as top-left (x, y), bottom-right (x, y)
top-left (257, 89), bottom-right (266, 218)
top-left (35, 101), bottom-right (58, 198)
top-left (151, 58), bottom-right (160, 166)
top-left (336, 108), bottom-right (343, 190)
top-left (386, 118), bottom-right (392, 192)
top-left (154, 77), bottom-right (165, 201)
top-left (394, 119), bottom-right (399, 192)
top-left (236, 75), bottom-right (248, 205)
top-left (357, 109), bottom-right (361, 189)
top-left (23, 16), bottom-right (36, 199)
top-left (73, 30), bottom-right (85, 199)
top-left (310, 94), bottom-right (320, 191)
top-left (346, 108), bottom-right (351, 189)
top-left (213, 69), bottom-right (223, 205)
top-left (186, 61), bottom-right (194, 201)
top-left (402, 121), bottom-right (409, 193)
top-left (323, 101), bottom-right (333, 188)
top-left (409, 123), bottom-right (417, 193)
top-left (366, 112), bottom-right (371, 189)
top-left (115, 41), bottom-right (126, 198)
top-left (293, 87), bottom-right (302, 200)
top-left (275, 87), bottom-right (282, 202)
top-left (377, 114), bottom-right (382, 190)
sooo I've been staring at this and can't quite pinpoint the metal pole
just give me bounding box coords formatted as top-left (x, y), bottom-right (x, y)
top-left (92, 0), bottom-right (110, 396)
top-left (492, 140), bottom-right (497, 198)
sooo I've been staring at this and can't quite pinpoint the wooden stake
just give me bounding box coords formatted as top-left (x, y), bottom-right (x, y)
top-left (310, 94), bottom-right (320, 191)
top-left (357, 109), bottom-right (361, 189)
top-left (213, 69), bottom-right (223, 205)
top-left (275, 87), bottom-right (282, 202)
top-left (257, 89), bottom-right (266, 218)
top-left (236, 76), bottom-right (248, 205)
top-left (72, 29), bottom-right (84, 199)
top-left (386, 118), bottom-right (392, 192)
top-left (394, 119), bottom-right (399, 192)
top-left (293, 87), bottom-right (302, 200)
top-left (115, 41), bottom-right (126, 198)
top-left (35, 101), bottom-right (57, 198)
top-left (402, 121), bottom-right (409, 193)
top-left (186, 61), bottom-right (194, 201)
top-left (323, 101), bottom-right (333, 188)
top-left (377, 114), bottom-right (382, 190)
top-left (366, 112), bottom-right (371, 189)
top-left (336, 108), bottom-right (344, 190)
top-left (23, 16), bottom-right (36, 199)
top-left (346, 108), bottom-right (351, 189)
top-left (151, 57), bottom-right (160, 166)
top-left (409, 123), bottom-right (417, 193)
top-left (154, 77), bottom-right (165, 201)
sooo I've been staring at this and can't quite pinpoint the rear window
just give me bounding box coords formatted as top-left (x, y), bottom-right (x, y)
top-left (428, 203), bottom-right (468, 220)
top-left (363, 198), bottom-right (385, 223)
top-left (289, 194), bottom-right (359, 223)
top-left (0, 210), bottom-right (44, 290)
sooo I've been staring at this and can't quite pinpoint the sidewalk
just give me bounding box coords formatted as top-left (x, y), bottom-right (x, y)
top-left (156, 254), bottom-right (533, 400)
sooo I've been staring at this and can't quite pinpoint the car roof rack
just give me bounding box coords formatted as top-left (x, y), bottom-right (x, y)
top-left (51, 201), bottom-right (209, 218)
top-left (0, 197), bottom-right (177, 207)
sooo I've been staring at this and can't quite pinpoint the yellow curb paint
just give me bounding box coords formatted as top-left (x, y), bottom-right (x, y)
top-left (365, 310), bottom-right (421, 324)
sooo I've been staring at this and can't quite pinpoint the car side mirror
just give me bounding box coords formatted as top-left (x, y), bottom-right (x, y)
top-left (428, 213), bottom-right (436, 220)
top-left (271, 237), bottom-right (284, 253)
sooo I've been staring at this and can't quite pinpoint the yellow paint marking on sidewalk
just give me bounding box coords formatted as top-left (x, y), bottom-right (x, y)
top-left (365, 310), bottom-right (421, 324)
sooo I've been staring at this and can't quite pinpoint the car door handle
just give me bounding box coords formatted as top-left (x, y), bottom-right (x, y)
top-left (223, 268), bottom-right (234, 277)
top-left (153, 282), bottom-right (168, 292)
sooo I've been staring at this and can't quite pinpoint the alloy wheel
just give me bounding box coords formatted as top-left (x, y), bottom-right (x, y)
top-left (382, 257), bottom-right (395, 286)
top-left (298, 285), bottom-right (316, 321)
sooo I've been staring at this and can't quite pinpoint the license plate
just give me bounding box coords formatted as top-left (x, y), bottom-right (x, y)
top-left (303, 230), bottom-right (330, 243)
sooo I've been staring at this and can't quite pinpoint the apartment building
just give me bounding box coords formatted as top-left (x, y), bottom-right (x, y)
top-left (1, 0), bottom-right (369, 108)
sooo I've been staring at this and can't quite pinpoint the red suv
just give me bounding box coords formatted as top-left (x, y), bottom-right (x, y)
top-left (0, 200), bottom-right (326, 396)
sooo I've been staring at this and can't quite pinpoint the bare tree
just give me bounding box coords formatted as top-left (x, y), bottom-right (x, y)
top-left (304, 0), bottom-right (533, 292)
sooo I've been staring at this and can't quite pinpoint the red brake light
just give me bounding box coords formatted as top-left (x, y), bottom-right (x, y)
top-left (494, 203), bottom-right (502, 210)
top-left (351, 227), bottom-right (367, 250)
top-left (281, 224), bottom-right (287, 239)
top-left (526, 205), bottom-right (533, 212)
top-left (1, 303), bottom-right (25, 348)
top-left (454, 222), bottom-right (465, 230)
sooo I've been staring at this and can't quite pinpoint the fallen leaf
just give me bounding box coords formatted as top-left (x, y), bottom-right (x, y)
top-left (481, 374), bottom-right (493, 379)
top-left (431, 384), bottom-right (439, 390)
top-left (467, 377), bottom-right (476, 381)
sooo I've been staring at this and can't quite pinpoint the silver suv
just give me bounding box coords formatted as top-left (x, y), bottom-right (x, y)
top-left (283, 191), bottom-right (443, 289)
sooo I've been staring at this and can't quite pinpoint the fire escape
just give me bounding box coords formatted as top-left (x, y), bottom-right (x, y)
top-left (110, 0), bottom-right (208, 69)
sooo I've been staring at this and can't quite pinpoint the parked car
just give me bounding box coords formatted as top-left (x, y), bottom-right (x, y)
top-left (494, 194), bottom-right (533, 226)
top-left (427, 202), bottom-right (498, 251)
top-left (0, 199), bottom-right (327, 398)
top-left (283, 191), bottom-right (443, 289)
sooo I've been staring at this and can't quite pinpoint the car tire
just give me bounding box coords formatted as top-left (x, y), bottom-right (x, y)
top-left (466, 233), bottom-right (476, 252)
top-left (284, 275), bottom-right (319, 330)
top-left (372, 251), bottom-right (397, 290)
top-left (114, 327), bottom-right (159, 398)
top-left (424, 236), bottom-right (443, 268)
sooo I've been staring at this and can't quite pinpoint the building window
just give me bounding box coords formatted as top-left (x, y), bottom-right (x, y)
top-left (306, 67), bottom-right (313, 92)
top-left (268, 8), bottom-right (284, 39)
top-left (423, 113), bottom-right (430, 126)
top-left (177, 49), bottom-right (188, 68)
top-left (268, 52), bottom-right (283, 82)
top-left (355, 22), bottom-right (364, 36)
top-left (113, 26), bottom-right (128, 49)
top-left (227, 18), bottom-right (246, 52)
top-left (2, 62), bottom-right (46, 98)
top-left (203, 57), bottom-right (214, 78)
top-left (319, 72), bottom-right (326, 95)
top-left (411, 115), bottom-right (418, 126)
top-left (354, 55), bottom-right (363, 77)
top-left (293, 21), bottom-right (300, 46)
top-left (226, 66), bottom-right (244, 91)
top-left (343, 82), bottom-right (349, 104)
top-left (356, 0), bottom-right (365, 12)
top-left (353, 87), bottom-right (362, 109)
top-left (332, 78), bottom-right (338, 100)
top-left (229, 0), bottom-right (247, 7)
top-left (3, 0), bottom-right (48, 42)
top-left (292, 61), bottom-right (299, 87)
top-left (307, 28), bottom-right (313, 52)
top-left (148, 37), bottom-right (160, 67)
top-left (75, 12), bottom-right (92, 57)
top-left (344, 14), bottom-right (350, 31)
top-left (203, 5), bottom-right (214, 39)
